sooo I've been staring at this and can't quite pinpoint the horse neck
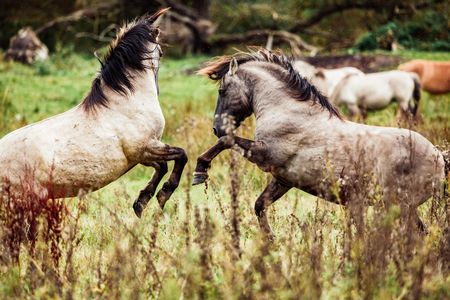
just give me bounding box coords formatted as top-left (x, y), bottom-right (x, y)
top-left (249, 71), bottom-right (284, 119)
top-left (250, 72), bottom-right (331, 129)
top-left (105, 67), bottom-right (160, 113)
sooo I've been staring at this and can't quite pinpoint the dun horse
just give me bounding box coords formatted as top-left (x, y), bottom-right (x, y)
top-left (194, 50), bottom-right (446, 235)
top-left (330, 70), bottom-right (421, 119)
top-left (398, 59), bottom-right (450, 94)
top-left (0, 9), bottom-right (187, 217)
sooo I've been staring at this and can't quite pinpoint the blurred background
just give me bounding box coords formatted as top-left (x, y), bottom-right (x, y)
top-left (1, 0), bottom-right (449, 58)
top-left (1, 2), bottom-right (450, 299)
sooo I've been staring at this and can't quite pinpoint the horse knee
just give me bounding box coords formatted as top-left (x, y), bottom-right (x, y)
top-left (178, 149), bottom-right (188, 165)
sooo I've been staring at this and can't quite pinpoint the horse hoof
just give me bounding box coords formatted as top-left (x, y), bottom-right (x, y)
top-left (192, 172), bottom-right (208, 185)
top-left (133, 201), bottom-right (143, 218)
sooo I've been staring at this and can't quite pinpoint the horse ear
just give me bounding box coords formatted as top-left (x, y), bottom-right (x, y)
top-left (147, 7), bottom-right (170, 24)
top-left (228, 57), bottom-right (239, 76)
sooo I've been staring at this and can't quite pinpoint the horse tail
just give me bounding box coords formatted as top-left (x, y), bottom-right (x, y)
top-left (410, 74), bottom-right (421, 116)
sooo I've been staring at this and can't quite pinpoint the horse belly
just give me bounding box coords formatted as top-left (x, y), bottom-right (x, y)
top-left (363, 93), bottom-right (392, 109)
top-left (0, 124), bottom-right (130, 198)
top-left (358, 85), bottom-right (393, 109)
top-left (48, 139), bottom-right (130, 197)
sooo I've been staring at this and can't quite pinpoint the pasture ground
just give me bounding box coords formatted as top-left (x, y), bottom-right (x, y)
top-left (0, 50), bottom-right (449, 299)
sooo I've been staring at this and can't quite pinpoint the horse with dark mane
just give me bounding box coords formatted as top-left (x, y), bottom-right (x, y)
top-left (193, 49), bottom-right (446, 236)
top-left (0, 9), bottom-right (187, 217)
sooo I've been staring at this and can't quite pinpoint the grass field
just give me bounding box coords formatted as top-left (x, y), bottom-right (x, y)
top-left (0, 49), bottom-right (449, 299)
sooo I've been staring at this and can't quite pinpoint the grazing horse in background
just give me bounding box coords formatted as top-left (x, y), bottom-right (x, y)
top-left (398, 59), bottom-right (450, 94)
top-left (292, 62), bottom-right (364, 97)
top-left (193, 50), bottom-right (446, 236)
top-left (0, 9), bottom-right (187, 217)
top-left (292, 60), bottom-right (328, 94)
top-left (311, 66), bottom-right (364, 97)
top-left (330, 70), bottom-right (421, 119)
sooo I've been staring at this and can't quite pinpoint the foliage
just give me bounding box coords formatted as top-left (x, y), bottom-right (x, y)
top-left (2, 1), bottom-right (449, 54)
top-left (354, 11), bottom-right (450, 51)
top-left (0, 50), bottom-right (449, 298)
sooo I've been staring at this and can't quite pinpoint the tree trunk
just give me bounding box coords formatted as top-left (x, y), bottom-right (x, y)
top-left (192, 0), bottom-right (210, 19)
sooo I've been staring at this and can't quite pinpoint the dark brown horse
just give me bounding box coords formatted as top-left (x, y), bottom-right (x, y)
top-left (193, 50), bottom-right (446, 236)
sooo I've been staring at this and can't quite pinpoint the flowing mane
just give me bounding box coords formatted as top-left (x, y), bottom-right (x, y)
top-left (198, 49), bottom-right (341, 118)
top-left (81, 9), bottom-right (168, 112)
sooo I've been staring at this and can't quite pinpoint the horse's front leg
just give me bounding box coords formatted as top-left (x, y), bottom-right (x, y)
top-left (155, 145), bottom-right (188, 209)
top-left (197, 135), bottom-right (292, 237)
top-left (192, 136), bottom-right (234, 185)
top-left (134, 142), bottom-right (187, 216)
top-left (347, 103), bottom-right (364, 122)
top-left (133, 162), bottom-right (168, 218)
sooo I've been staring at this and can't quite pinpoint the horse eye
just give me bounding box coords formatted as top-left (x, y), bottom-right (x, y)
top-left (218, 89), bottom-right (226, 96)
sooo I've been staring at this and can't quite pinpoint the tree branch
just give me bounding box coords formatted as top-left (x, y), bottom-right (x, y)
top-left (154, 0), bottom-right (200, 21)
top-left (211, 30), bottom-right (318, 56)
top-left (35, 1), bottom-right (119, 35)
top-left (289, 0), bottom-right (445, 33)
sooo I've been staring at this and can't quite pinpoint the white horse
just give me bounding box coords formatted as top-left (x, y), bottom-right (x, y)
top-left (314, 67), bottom-right (364, 96)
top-left (292, 60), bottom-right (328, 93)
top-left (330, 70), bottom-right (421, 119)
top-left (292, 62), bottom-right (364, 97)
top-left (0, 9), bottom-right (186, 217)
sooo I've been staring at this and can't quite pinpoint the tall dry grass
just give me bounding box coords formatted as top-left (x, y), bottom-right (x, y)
top-left (0, 113), bottom-right (448, 299)
top-left (0, 53), bottom-right (449, 299)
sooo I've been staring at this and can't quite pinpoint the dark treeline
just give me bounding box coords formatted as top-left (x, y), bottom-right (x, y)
top-left (1, 0), bottom-right (449, 55)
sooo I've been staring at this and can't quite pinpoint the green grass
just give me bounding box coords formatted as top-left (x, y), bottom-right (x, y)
top-left (0, 49), bottom-right (449, 299)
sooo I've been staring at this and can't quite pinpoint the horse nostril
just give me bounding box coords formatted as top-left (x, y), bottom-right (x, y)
top-left (213, 128), bottom-right (218, 136)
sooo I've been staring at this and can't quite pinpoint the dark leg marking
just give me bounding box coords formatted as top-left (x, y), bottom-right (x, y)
top-left (133, 162), bottom-right (168, 218)
top-left (254, 178), bottom-right (291, 238)
top-left (193, 136), bottom-right (233, 185)
top-left (156, 147), bottom-right (188, 209)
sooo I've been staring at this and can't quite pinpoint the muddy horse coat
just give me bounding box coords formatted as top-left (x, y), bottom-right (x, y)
top-left (194, 50), bottom-right (446, 235)
top-left (0, 9), bottom-right (187, 217)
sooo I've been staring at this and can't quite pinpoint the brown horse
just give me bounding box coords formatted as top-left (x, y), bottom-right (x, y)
top-left (194, 50), bottom-right (446, 236)
top-left (398, 59), bottom-right (450, 94)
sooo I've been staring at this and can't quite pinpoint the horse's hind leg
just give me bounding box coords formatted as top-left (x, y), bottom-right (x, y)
top-left (255, 178), bottom-right (291, 238)
top-left (133, 162), bottom-right (168, 218)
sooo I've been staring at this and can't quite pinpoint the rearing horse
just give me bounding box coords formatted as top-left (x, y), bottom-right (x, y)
top-left (193, 50), bottom-right (446, 236)
top-left (0, 9), bottom-right (187, 217)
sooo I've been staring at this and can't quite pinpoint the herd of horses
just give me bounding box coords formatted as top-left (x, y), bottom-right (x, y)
top-left (0, 9), bottom-right (449, 236)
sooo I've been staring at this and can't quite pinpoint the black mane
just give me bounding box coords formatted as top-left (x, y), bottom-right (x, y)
top-left (199, 49), bottom-right (341, 118)
top-left (81, 16), bottom-right (161, 112)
